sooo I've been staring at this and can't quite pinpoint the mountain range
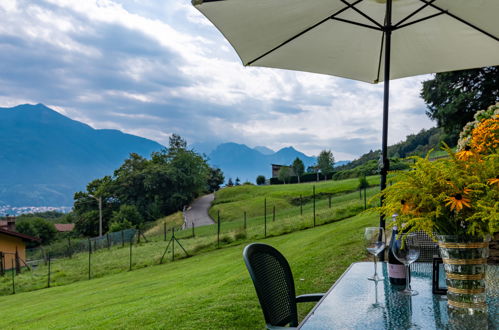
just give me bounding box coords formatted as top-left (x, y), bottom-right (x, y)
top-left (1, 104), bottom-right (334, 207)
top-left (206, 143), bottom-right (317, 183)
top-left (0, 104), bottom-right (164, 207)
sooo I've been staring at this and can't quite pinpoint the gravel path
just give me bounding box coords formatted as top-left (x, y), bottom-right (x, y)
top-left (183, 193), bottom-right (215, 228)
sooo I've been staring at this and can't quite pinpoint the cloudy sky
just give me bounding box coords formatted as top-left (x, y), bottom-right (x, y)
top-left (0, 0), bottom-right (436, 160)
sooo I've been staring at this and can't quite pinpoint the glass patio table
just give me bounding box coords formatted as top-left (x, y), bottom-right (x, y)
top-left (299, 262), bottom-right (498, 329)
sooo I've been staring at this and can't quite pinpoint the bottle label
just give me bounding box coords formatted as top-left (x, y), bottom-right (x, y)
top-left (389, 264), bottom-right (406, 279)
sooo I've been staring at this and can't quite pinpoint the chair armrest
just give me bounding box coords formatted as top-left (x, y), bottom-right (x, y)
top-left (296, 293), bottom-right (324, 303)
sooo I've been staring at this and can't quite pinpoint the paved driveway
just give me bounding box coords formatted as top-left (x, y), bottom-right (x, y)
top-left (184, 193), bottom-right (215, 228)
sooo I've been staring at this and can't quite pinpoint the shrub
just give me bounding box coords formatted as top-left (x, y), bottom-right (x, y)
top-left (256, 175), bottom-right (266, 185)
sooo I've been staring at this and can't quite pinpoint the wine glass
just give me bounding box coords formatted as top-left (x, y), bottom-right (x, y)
top-left (364, 227), bottom-right (386, 281)
top-left (391, 233), bottom-right (420, 295)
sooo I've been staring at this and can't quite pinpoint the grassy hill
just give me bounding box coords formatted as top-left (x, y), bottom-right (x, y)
top-left (0, 212), bottom-right (378, 329)
top-left (1, 176), bottom-right (382, 297)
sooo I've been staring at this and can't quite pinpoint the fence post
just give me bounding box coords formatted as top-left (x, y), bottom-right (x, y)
top-left (300, 195), bottom-right (303, 216)
top-left (364, 187), bottom-right (367, 210)
top-left (121, 230), bottom-right (125, 248)
top-left (172, 230), bottom-right (175, 261)
top-left (217, 211), bottom-right (221, 249)
top-left (272, 205), bottom-right (275, 222)
top-left (264, 198), bottom-right (267, 238)
top-left (15, 247), bottom-right (20, 274)
top-left (88, 238), bottom-right (91, 280)
top-left (129, 235), bottom-right (133, 271)
top-left (137, 228), bottom-right (141, 244)
top-left (192, 222), bottom-right (195, 238)
top-left (11, 259), bottom-right (15, 294)
top-left (164, 223), bottom-right (167, 241)
top-left (313, 186), bottom-right (316, 227)
top-left (67, 237), bottom-right (72, 258)
top-left (47, 253), bottom-right (51, 288)
top-left (0, 252), bottom-right (4, 276)
top-left (359, 187), bottom-right (362, 200)
top-left (243, 211), bottom-right (247, 230)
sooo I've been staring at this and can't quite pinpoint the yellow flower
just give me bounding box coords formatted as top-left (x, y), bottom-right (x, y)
top-left (445, 193), bottom-right (471, 212)
top-left (400, 200), bottom-right (412, 214)
top-left (488, 176), bottom-right (499, 186)
top-left (456, 146), bottom-right (474, 161)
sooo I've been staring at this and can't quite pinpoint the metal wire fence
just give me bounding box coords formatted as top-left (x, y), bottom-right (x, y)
top-left (0, 186), bottom-right (376, 296)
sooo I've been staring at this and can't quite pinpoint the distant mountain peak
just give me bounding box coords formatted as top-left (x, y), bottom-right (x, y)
top-left (0, 104), bottom-right (164, 207)
top-left (253, 146), bottom-right (275, 155)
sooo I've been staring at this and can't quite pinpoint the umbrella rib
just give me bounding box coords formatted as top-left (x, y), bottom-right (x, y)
top-left (393, 0), bottom-right (436, 28)
top-left (330, 17), bottom-right (381, 31)
top-left (340, 0), bottom-right (383, 29)
top-left (394, 12), bottom-right (445, 30)
top-left (418, 0), bottom-right (499, 42)
top-left (246, 0), bottom-right (376, 66)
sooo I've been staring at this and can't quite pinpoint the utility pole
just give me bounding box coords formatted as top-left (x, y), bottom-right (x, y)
top-left (89, 194), bottom-right (103, 237)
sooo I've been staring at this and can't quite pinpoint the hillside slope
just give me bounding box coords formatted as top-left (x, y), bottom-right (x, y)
top-left (0, 213), bottom-right (376, 329)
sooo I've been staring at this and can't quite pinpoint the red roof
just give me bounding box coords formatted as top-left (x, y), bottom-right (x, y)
top-left (0, 228), bottom-right (40, 242)
top-left (54, 223), bottom-right (75, 232)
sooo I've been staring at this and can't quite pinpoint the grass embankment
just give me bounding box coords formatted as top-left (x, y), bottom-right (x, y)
top-left (0, 177), bottom-right (381, 296)
top-left (0, 213), bottom-right (378, 329)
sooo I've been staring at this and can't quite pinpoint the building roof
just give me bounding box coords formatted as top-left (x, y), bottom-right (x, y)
top-left (0, 228), bottom-right (40, 242)
top-left (54, 223), bottom-right (75, 232)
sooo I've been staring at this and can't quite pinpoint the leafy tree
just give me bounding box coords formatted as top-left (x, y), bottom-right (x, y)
top-left (16, 217), bottom-right (56, 246)
top-left (207, 167), bottom-right (224, 192)
top-left (317, 150), bottom-right (335, 180)
top-left (227, 178), bottom-right (234, 187)
top-left (73, 134), bottom-right (211, 237)
top-left (278, 167), bottom-right (291, 184)
top-left (111, 204), bottom-right (143, 229)
top-left (291, 157), bottom-right (305, 183)
top-left (358, 176), bottom-right (369, 189)
top-left (235, 177), bottom-right (241, 186)
top-left (421, 66), bottom-right (499, 144)
top-left (256, 175), bottom-right (266, 185)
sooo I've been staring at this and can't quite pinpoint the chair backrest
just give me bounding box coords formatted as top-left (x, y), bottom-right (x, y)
top-left (243, 243), bottom-right (298, 327)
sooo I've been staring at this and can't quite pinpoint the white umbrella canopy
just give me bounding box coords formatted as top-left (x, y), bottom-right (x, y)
top-left (192, 0), bottom-right (499, 233)
top-left (193, 0), bottom-right (499, 83)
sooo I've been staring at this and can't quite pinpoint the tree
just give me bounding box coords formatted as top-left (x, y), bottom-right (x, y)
top-left (291, 157), bottom-right (305, 183)
top-left (235, 177), bottom-right (241, 186)
top-left (111, 204), bottom-right (143, 229)
top-left (256, 175), bottom-right (266, 185)
top-left (227, 178), bottom-right (234, 187)
top-left (278, 167), bottom-right (291, 184)
top-left (421, 66), bottom-right (499, 144)
top-left (207, 167), bottom-right (224, 192)
top-left (317, 150), bottom-right (335, 180)
top-left (16, 218), bottom-right (57, 246)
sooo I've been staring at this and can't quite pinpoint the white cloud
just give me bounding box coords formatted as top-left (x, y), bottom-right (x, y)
top-left (0, 0), bottom-right (436, 160)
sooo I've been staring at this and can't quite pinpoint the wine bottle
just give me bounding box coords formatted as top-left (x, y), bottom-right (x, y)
top-left (388, 221), bottom-right (407, 285)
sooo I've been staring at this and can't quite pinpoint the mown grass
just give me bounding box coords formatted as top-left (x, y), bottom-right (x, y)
top-left (1, 178), bottom-right (381, 296)
top-left (0, 212), bottom-right (378, 329)
top-left (209, 176), bottom-right (380, 221)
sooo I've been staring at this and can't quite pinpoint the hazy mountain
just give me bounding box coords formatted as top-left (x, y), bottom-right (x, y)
top-left (253, 146), bottom-right (274, 155)
top-left (0, 104), bottom-right (164, 207)
top-left (208, 143), bottom-right (316, 182)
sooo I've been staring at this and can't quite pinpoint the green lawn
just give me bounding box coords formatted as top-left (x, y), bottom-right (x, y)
top-left (1, 177), bottom-right (381, 296)
top-left (0, 213), bottom-right (378, 329)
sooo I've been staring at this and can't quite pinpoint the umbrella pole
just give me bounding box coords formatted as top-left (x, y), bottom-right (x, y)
top-left (379, 0), bottom-right (392, 261)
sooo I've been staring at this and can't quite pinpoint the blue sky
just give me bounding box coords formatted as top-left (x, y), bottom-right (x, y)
top-left (0, 0), bottom-right (435, 160)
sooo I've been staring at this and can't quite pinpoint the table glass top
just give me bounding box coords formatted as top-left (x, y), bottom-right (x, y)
top-left (299, 262), bottom-right (498, 330)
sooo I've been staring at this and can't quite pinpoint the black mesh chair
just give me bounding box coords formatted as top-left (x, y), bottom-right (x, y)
top-left (243, 243), bottom-right (324, 329)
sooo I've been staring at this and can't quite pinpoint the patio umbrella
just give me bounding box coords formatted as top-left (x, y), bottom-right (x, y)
top-left (192, 0), bottom-right (499, 232)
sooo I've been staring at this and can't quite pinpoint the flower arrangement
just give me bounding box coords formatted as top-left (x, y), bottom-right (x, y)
top-left (375, 104), bottom-right (498, 240)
